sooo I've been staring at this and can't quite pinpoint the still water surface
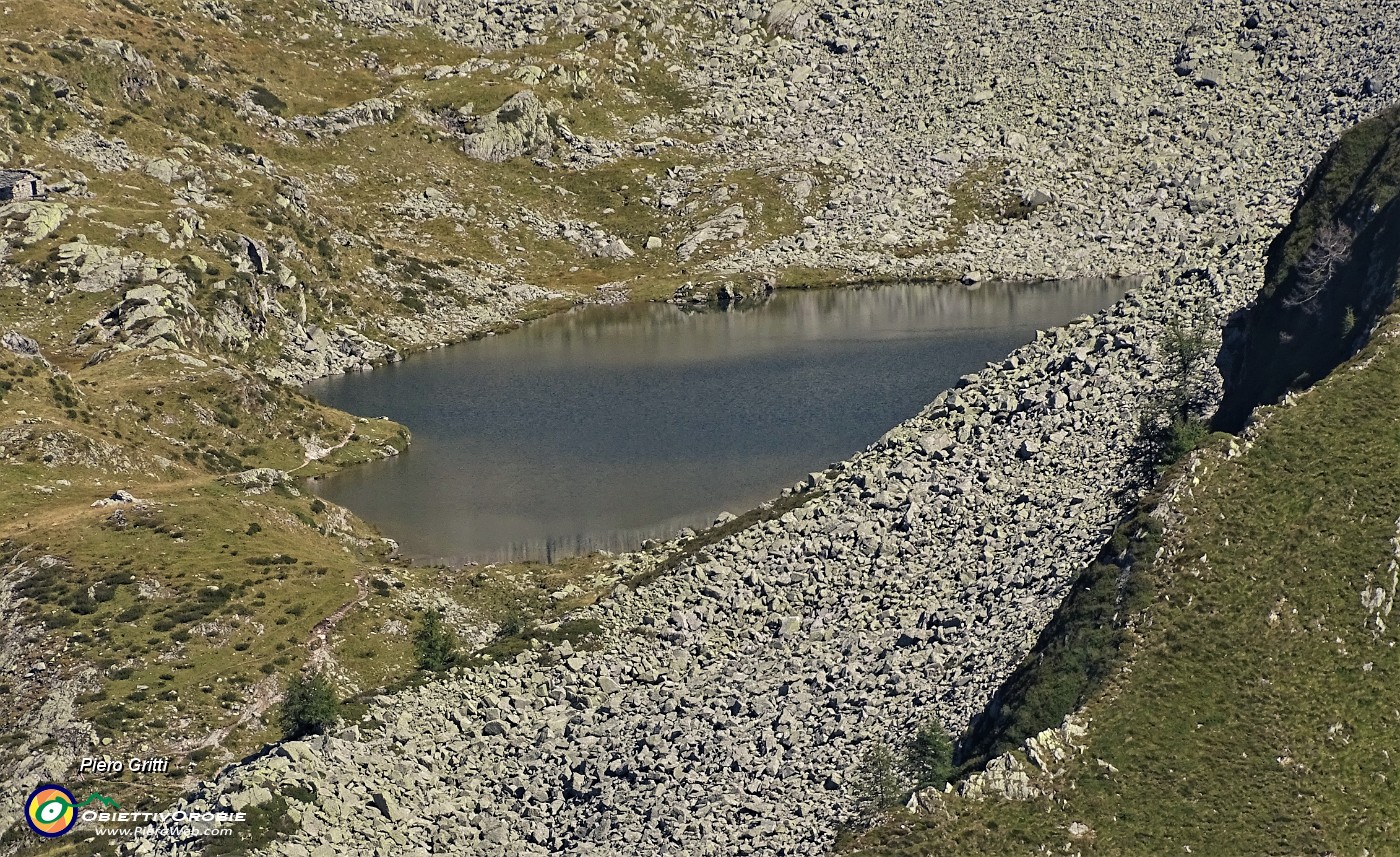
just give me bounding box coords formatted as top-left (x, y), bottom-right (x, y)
top-left (306, 280), bottom-right (1131, 563)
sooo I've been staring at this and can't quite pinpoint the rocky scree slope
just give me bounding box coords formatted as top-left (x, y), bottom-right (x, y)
top-left (153, 259), bottom-right (1233, 856)
top-left (333, 0), bottom-right (1400, 283)
top-left (845, 109), bottom-right (1400, 854)
top-left (3, 0), bottom-right (1398, 387)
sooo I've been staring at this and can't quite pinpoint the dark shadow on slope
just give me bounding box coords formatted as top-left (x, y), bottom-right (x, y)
top-left (1215, 105), bottom-right (1400, 431)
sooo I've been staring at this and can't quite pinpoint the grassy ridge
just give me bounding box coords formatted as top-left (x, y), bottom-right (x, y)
top-left (953, 500), bottom-right (1161, 773)
top-left (1265, 106), bottom-right (1400, 296)
top-left (846, 309), bottom-right (1400, 855)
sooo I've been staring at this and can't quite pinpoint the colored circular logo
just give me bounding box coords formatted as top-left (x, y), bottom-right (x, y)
top-left (25, 785), bottom-right (77, 838)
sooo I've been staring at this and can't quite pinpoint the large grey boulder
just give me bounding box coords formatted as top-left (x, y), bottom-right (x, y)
top-left (462, 91), bottom-right (554, 163)
top-left (239, 235), bottom-right (271, 274)
top-left (1, 331), bottom-right (42, 359)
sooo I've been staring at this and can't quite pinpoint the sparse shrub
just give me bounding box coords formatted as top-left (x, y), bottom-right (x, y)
top-left (496, 607), bottom-right (531, 638)
top-left (1142, 318), bottom-right (1214, 466)
top-left (43, 611), bottom-right (78, 629)
top-left (1163, 415), bottom-right (1209, 463)
top-left (850, 742), bottom-right (903, 824)
top-left (246, 554), bottom-right (298, 566)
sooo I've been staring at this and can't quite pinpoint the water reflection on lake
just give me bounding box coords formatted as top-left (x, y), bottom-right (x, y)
top-left (305, 279), bottom-right (1132, 563)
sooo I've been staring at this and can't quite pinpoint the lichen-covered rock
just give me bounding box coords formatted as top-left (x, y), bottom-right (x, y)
top-left (0, 201), bottom-right (68, 245)
top-left (461, 90), bottom-right (555, 163)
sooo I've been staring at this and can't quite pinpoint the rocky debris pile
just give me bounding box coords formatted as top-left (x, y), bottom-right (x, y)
top-left (387, 187), bottom-right (469, 222)
top-left (55, 129), bottom-right (137, 173)
top-left (257, 265), bottom-right (552, 384)
top-left (35, 224), bottom-right (547, 383)
top-left (291, 98), bottom-right (399, 138)
top-left (0, 554), bottom-right (98, 846)
top-left (4, 422), bottom-right (136, 471)
top-left (89, 489), bottom-right (143, 507)
top-left (320, 0), bottom-right (1398, 286)
top-left (519, 210), bottom-right (639, 259)
top-left (677, 0), bottom-right (1396, 283)
top-left (324, 0), bottom-right (682, 53)
top-left (265, 322), bottom-right (403, 384)
top-left (155, 262), bottom-right (1230, 856)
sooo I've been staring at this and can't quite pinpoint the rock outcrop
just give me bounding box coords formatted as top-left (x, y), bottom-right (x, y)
top-left (291, 98), bottom-right (399, 138)
top-left (461, 90), bottom-right (557, 163)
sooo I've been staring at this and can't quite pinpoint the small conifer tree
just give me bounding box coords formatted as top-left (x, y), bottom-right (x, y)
top-left (414, 609), bottom-right (458, 674)
top-left (279, 668), bottom-right (339, 739)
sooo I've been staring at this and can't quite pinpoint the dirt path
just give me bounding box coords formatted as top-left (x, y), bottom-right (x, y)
top-left (178, 574), bottom-right (368, 766)
top-left (287, 427), bottom-right (357, 473)
top-left (0, 475), bottom-right (212, 541)
top-left (307, 575), bottom-right (369, 670)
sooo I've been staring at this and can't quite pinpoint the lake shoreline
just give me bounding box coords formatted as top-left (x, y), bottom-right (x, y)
top-left (306, 278), bottom-right (1133, 564)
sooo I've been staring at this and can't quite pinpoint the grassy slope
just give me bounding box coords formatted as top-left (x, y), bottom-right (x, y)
top-left (2, 0), bottom-right (819, 311)
top-left (846, 311), bottom-right (1400, 855)
top-left (0, 0), bottom-right (816, 821)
